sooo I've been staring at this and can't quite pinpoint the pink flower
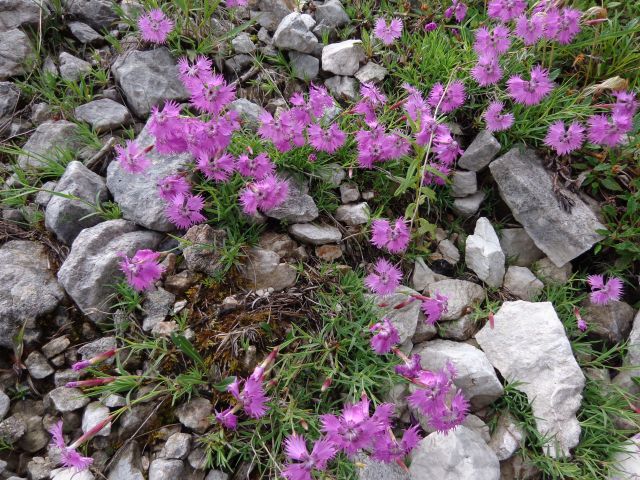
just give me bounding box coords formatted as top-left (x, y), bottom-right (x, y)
top-left (575, 307), bottom-right (587, 332)
top-left (587, 114), bottom-right (631, 147)
top-left (403, 84), bottom-right (430, 123)
top-left (226, 0), bottom-right (248, 6)
top-left (365, 259), bottom-right (402, 296)
top-left (433, 132), bottom-right (463, 164)
top-left (416, 114), bottom-right (449, 146)
top-left (138, 8), bottom-right (174, 44)
top-left (215, 407), bottom-right (238, 430)
top-left (236, 152), bottom-right (274, 180)
top-left (507, 65), bottom-right (554, 106)
top-left (587, 274), bottom-right (623, 305)
top-left (115, 140), bottom-right (151, 174)
top-left (71, 349), bottom-right (116, 371)
top-left (308, 84), bottom-right (335, 117)
top-left (428, 81), bottom-right (466, 113)
top-left (166, 193), bottom-right (206, 229)
top-left (424, 21), bottom-right (438, 32)
top-left (373, 17), bottom-right (403, 45)
top-left (422, 162), bottom-right (451, 186)
top-left (119, 249), bottom-right (165, 292)
top-left (196, 152), bottom-right (235, 182)
top-left (554, 8), bottom-right (582, 44)
top-left (229, 377), bottom-right (269, 418)
top-left (149, 100), bottom-right (183, 140)
top-left (444, 1), bottom-right (467, 23)
top-left (612, 90), bottom-right (638, 118)
top-left (49, 421), bottom-right (94, 471)
top-left (474, 26), bottom-right (511, 57)
top-left (421, 293), bottom-right (448, 325)
top-left (484, 101), bottom-right (514, 132)
top-left (544, 121), bottom-right (584, 155)
top-left (395, 353), bottom-right (422, 379)
top-left (370, 217), bottom-right (410, 253)
top-left (371, 425), bottom-right (421, 463)
top-left (428, 390), bottom-right (469, 433)
top-left (189, 74), bottom-right (236, 115)
top-left (177, 56), bottom-right (213, 88)
top-left (157, 174), bottom-right (191, 201)
top-left (307, 123), bottom-right (346, 153)
top-left (488, 0), bottom-right (526, 22)
top-left (282, 434), bottom-right (337, 480)
top-left (370, 318), bottom-right (400, 354)
top-left (515, 14), bottom-right (544, 45)
top-left (239, 175), bottom-right (289, 215)
top-left (471, 55), bottom-right (503, 86)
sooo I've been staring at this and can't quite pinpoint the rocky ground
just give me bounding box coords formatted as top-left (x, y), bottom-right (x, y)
top-left (0, 0), bottom-right (639, 479)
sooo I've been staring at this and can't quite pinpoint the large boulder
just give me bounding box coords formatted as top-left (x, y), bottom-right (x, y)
top-left (476, 301), bottom-right (585, 458)
top-left (17, 120), bottom-right (80, 170)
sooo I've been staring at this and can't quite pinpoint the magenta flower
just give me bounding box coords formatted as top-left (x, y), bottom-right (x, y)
top-left (157, 174), bottom-right (191, 201)
top-left (119, 249), bottom-right (165, 292)
top-left (177, 56), bottom-right (213, 88)
top-left (471, 55), bottom-right (503, 87)
top-left (115, 140), bottom-right (151, 174)
top-left (138, 8), bottom-right (174, 44)
top-left (587, 114), bottom-right (632, 147)
top-left (574, 308), bottom-right (587, 332)
top-left (370, 318), bottom-right (401, 354)
top-left (307, 123), bottom-right (346, 153)
top-left (373, 17), bottom-right (403, 45)
top-left (428, 390), bottom-right (470, 433)
top-left (395, 353), bottom-right (422, 379)
top-left (149, 100), bottom-right (183, 140)
top-left (422, 162), bottom-right (451, 186)
top-left (239, 175), bottom-right (289, 215)
top-left (166, 193), bottom-right (207, 229)
top-left (308, 84), bottom-right (335, 117)
top-left (189, 74), bottom-right (236, 115)
top-left (71, 349), bottom-right (116, 371)
top-left (428, 81), bottom-right (466, 113)
top-left (484, 101), bottom-right (514, 132)
top-left (541, 8), bottom-right (561, 40)
top-left (488, 0), bottom-right (526, 22)
top-left (424, 21), bottom-right (438, 32)
top-left (587, 274), bottom-right (623, 305)
top-left (612, 90), bottom-right (638, 118)
top-left (226, 0), bottom-right (248, 6)
top-left (474, 26), bottom-right (511, 57)
top-left (229, 377), bottom-right (269, 418)
top-left (421, 293), bottom-right (448, 325)
top-left (544, 121), bottom-right (585, 155)
top-left (215, 407), bottom-right (238, 430)
top-left (370, 217), bottom-right (410, 253)
top-left (554, 8), bottom-right (582, 44)
top-left (196, 152), bottom-right (235, 182)
top-left (49, 421), bottom-right (94, 471)
top-left (416, 114), bottom-right (449, 146)
top-left (365, 259), bottom-right (402, 296)
top-left (371, 425), bottom-right (421, 463)
top-left (507, 65), bottom-right (554, 106)
top-left (433, 132), bottom-right (463, 165)
top-left (236, 152), bottom-right (274, 180)
top-left (282, 434), bottom-right (337, 480)
top-left (403, 84), bottom-right (430, 123)
top-left (515, 14), bottom-right (544, 45)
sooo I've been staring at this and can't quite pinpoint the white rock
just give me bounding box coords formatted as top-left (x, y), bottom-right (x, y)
top-left (272, 13), bottom-right (317, 53)
top-left (51, 467), bottom-right (95, 480)
top-left (427, 279), bottom-right (485, 321)
top-left (608, 436), bottom-right (640, 479)
top-left (321, 40), bottom-right (365, 76)
top-left (476, 301), bottom-right (585, 458)
top-left (82, 402), bottom-right (111, 437)
top-left (465, 217), bottom-right (505, 288)
top-left (325, 75), bottom-right (359, 102)
top-left (613, 310), bottom-right (640, 395)
top-left (335, 202), bottom-right (369, 225)
top-left (437, 239), bottom-right (460, 265)
top-left (451, 170), bottom-right (477, 197)
top-left (355, 62), bottom-right (387, 84)
top-left (499, 228), bottom-right (544, 267)
top-left (458, 130), bottom-right (501, 171)
top-left (453, 191), bottom-right (485, 217)
top-left (288, 223), bottom-right (341, 245)
top-left (411, 257), bottom-right (440, 292)
top-left (488, 412), bottom-right (524, 460)
top-left (503, 266), bottom-right (543, 301)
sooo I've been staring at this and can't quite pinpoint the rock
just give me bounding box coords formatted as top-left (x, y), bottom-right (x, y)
top-left (54, 369), bottom-right (80, 387)
top-left (322, 40), bottom-right (365, 76)
top-left (0, 415), bottom-right (26, 443)
top-left (465, 217), bottom-right (505, 288)
top-left (613, 311), bottom-right (640, 395)
top-left (315, 244), bottom-right (342, 261)
top-left (258, 232), bottom-right (298, 258)
top-left (458, 130), bottom-right (501, 171)
top-left (176, 398), bottom-right (210, 434)
top-left (51, 468), bottom-right (95, 480)
top-left (108, 441), bottom-right (145, 480)
top-left (0, 29), bottom-right (33, 80)
top-left (608, 435), bottom-right (640, 479)
top-left (74, 98), bottom-right (131, 132)
top-left (142, 288), bottom-right (175, 332)
top-left (580, 299), bottom-right (635, 344)
top-left (78, 336), bottom-right (117, 364)
top-left (264, 180), bottom-right (318, 222)
top-left (0, 241), bottom-right (64, 348)
top-left (437, 239), bottom-right (460, 265)
top-left (240, 247), bottom-right (297, 291)
top-left (25, 351), bottom-right (54, 379)
top-left (437, 314), bottom-right (477, 341)
top-left (463, 414), bottom-right (491, 443)
top-left (0, 0), bottom-right (43, 31)
top-left (503, 266), bottom-right (543, 301)
top-left (26, 456), bottom-right (55, 480)
top-left (225, 54), bottom-right (252, 73)
top-left (316, 162), bottom-right (345, 186)
top-left (256, 0), bottom-right (296, 30)
top-left (289, 51), bottom-right (319, 81)
top-left (57, 220), bottom-right (163, 322)
top-left (325, 75), bottom-right (359, 102)
top-left (409, 426), bottom-right (500, 480)
top-left (411, 258), bottom-right (442, 293)
top-left (273, 13), bottom-right (317, 53)
top-left (30, 102), bottom-right (52, 124)
top-left (189, 447), bottom-right (208, 470)
top-left (489, 412), bottom-right (524, 460)
top-left (373, 287), bottom-right (425, 347)
top-left (107, 119), bottom-right (192, 231)
top-left (335, 202), bottom-right (369, 225)
top-left (453, 191), bottom-right (485, 217)
top-left (499, 228), bottom-right (544, 267)
top-left (42, 336), bottom-right (70, 358)
top-left (58, 52), bottom-right (92, 81)
top-left (17, 120), bottom-right (79, 170)
top-left (411, 339), bottom-right (503, 409)
top-left (82, 402), bottom-right (111, 436)
top-left (355, 62), bottom-right (387, 84)
top-left (412, 319), bottom-right (438, 344)
top-left (0, 391), bottom-right (10, 420)
top-left (161, 432), bottom-right (191, 459)
top-left (229, 99), bottom-right (266, 129)
top-left (16, 413), bottom-right (47, 452)
top-left (533, 257), bottom-right (572, 284)
top-left (427, 279), bottom-right (485, 321)
top-left (355, 453), bottom-right (409, 480)
top-left (490, 148), bottom-right (605, 267)
top-left (476, 301), bottom-right (585, 458)
top-left (315, 0), bottom-right (349, 28)
top-left (68, 21), bottom-right (102, 44)
top-left (232, 33), bottom-right (255, 54)
top-left (339, 183), bottom-right (360, 203)
top-left (164, 271), bottom-right (197, 295)
top-left (205, 470), bottom-right (229, 480)
top-left (149, 459), bottom-right (184, 480)
top-left (64, 0), bottom-right (117, 30)
top-left (499, 455), bottom-right (541, 480)
top-left (288, 223), bottom-right (341, 245)
top-left (0, 82), bottom-right (19, 118)
top-left (451, 170), bottom-right (477, 198)
top-left (46, 387), bottom-right (90, 413)
top-left (45, 161), bottom-right (109, 244)
top-left (182, 224), bottom-right (227, 276)
top-left (112, 48), bottom-right (189, 118)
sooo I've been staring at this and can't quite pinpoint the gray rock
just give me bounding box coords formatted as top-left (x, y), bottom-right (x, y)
top-left (273, 13), bottom-right (317, 53)
top-left (412, 318), bottom-right (438, 344)
top-left (74, 98), bottom-right (131, 132)
top-left (51, 468), bottom-right (95, 480)
top-left (57, 220), bottom-right (163, 322)
top-left (463, 414), bottom-right (491, 443)
top-left (142, 288), bottom-right (175, 332)
top-left (288, 223), bottom-right (341, 245)
top-left (427, 279), bottom-right (484, 321)
top-left (499, 228), bottom-right (544, 267)
top-left (182, 224), bottom-right (227, 276)
top-left (68, 21), bottom-right (102, 44)
top-left (189, 447), bottom-right (208, 470)
top-left (161, 432), bottom-right (191, 459)
top-left (45, 161), bottom-right (108, 245)
top-left (316, 162), bottom-right (346, 185)
top-left (0, 415), bottom-right (26, 443)
top-left (176, 398), bottom-right (211, 434)
top-left (613, 310), bottom-right (640, 396)
top-left (257, 0), bottom-right (296, 30)
top-left (437, 239), bottom-right (460, 265)
top-left (16, 412), bottom-right (47, 452)
top-left (356, 453), bottom-right (409, 480)
top-left (411, 258), bottom-right (443, 293)
top-left (225, 54), bottom-right (252, 73)
top-left (458, 130), bottom-right (501, 171)
top-left (42, 336), bottom-right (70, 359)
top-left (232, 33), bottom-right (255, 54)
top-left (0, 0), bottom-right (44, 32)
top-left (54, 369), bottom-right (80, 387)
top-left (355, 61), bottom-right (387, 84)
top-left (476, 301), bottom-right (585, 458)
top-left (503, 266), bottom-right (543, 301)
top-left (25, 351), bottom-right (54, 379)
top-left (77, 336), bottom-right (117, 364)
top-left (289, 51), bottom-right (319, 81)
top-left (465, 217), bottom-right (505, 288)
top-left (107, 441), bottom-right (145, 480)
top-left (0, 28), bottom-right (33, 80)
top-left (608, 435), bottom-right (640, 479)
top-left (46, 387), bottom-right (90, 413)
top-left (489, 412), bottom-right (524, 461)
top-left (581, 299), bottom-right (635, 344)
top-left (229, 98), bottom-right (266, 129)
top-left (452, 191), bottom-right (485, 217)
top-left (438, 314), bottom-right (477, 341)
top-left (106, 119), bottom-right (192, 231)
top-left (451, 170), bottom-right (477, 197)
top-left (240, 247), bottom-right (297, 291)
top-left (339, 183), bottom-right (360, 203)
top-left (264, 180), bottom-right (318, 222)
top-left (533, 257), bottom-right (572, 284)
top-left (26, 456), bottom-right (54, 480)
top-left (0, 82), bottom-right (19, 118)
top-left (0, 241), bottom-right (64, 348)
top-left (315, 0), bottom-right (349, 27)
top-left (322, 40), bottom-right (365, 76)
top-left (112, 48), bottom-right (189, 118)
top-left (205, 470), bottom-right (229, 480)
top-left (325, 75), bottom-right (359, 102)
top-left (17, 120), bottom-right (79, 170)
top-left (373, 287), bottom-right (425, 347)
top-left (409, 426), bottom-right (500, 480)
top-left (0, 391), bottom-right (10, 420)
top-left (412, 339), bottom-right (503, 409)
top-left (499, 455), bottom-right (541, 480)
top-left (82, 402), bottom-right (111, 436)
top-left (58, 52), bottom-right (91, 81)
top-left (150, 459), bottom-right (184, 480)
top-left (335, 202), bottom-right (369, 225)
top-left (490, 148), bottom-right (605, 267)
top-left (64, 0), bottom-right (118, 30)
top-left (30, 102), bottom-right (52, 124)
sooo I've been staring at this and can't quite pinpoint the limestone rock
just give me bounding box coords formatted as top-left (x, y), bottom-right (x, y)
top-left (533, 257), bottom-right (572, 284)
top-left (613, 311), bottom-right (640, 396)
top-left (608, 436), bottom-right (640, 479)
top-left (82, 402), bottom-right (111, 436)
top-left (176, 398), bottom-right (211, 434)
top-left (264, 180), bottom-right (318, 222)
top-left (458, 130), bottom-right (501, 171)
top-left (453, 191), bottom-right (485, 217)
top-left (74, 98), bottom-right (131, 132)
top-left (59, 52), bottom-right (91, 81)
top-left (427, 279), bottom-right (485, 321)
top-left (488, 412), bottom-right (524, 460)
top-left (321, 40), bottom-right (365, 76)
top-left (335, 202), bottom-right (369, 225)
top-left (0, 82), bottom-right (19, 118)
top-left (315, 0), bottom-right (349, 28)
top-left (581, 299), bottom-right (635, 344)
top-left (0, 29), bottom-right (33, 80)
top-left (451, 170), bottom-right (477, 198)
top-left (107, 441), bottom-right (145, 480)
top-left (17, 120), bottom-right (79, 170)
top-left (325, 75), bottom-right (359, 102)
top-left (240, 248), bottom-right (297, 291)
top-left (232, 33), bottom-right (255, 54)
top-left (355, 62), bottom-right (387, 84)
top-left (0, 0), bottom-right (44, 32)
top-left (288, 223), bottom-right (341, 245)
top-left (273, 13), bottom-right (317, 53)
top-left (289, 51), bottom-right (319, 81)
top-left (46, 387), bottom-right (90, 413)
top-left (499, 228), bottom-right (544, 267)
top-left (63, 0), bottom-right (118, 31)
top-left (373, 287), bottom-right (425, 348)
top-left (465, 217), bottom-right (505, 288)
top-left (68, 21), bottom-right (102, 44)
top-left (503, 266), bottom-right (544, 301)
top-left (142, 288), bottom-right (175, 332)
top-left (182, 224), bottom-right (227, 276)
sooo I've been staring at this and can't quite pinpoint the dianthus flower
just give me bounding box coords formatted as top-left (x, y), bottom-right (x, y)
top-left (166, 193), bottom-right (206, 229)
top-left (115, 140), bottom-right (152, 174)
top-left (554, 8), bottom-right (582, 44)
top-left (484, 101), bottom-right (514, 132)
top-left (214, 407), bottom-right (238, 430)
top-left (354, 83), bottom-right (387, 126)
top-left (415, 114), bottom-right (449, 146)
top-left (544, 121), bottom-right (584, 155)
top-left (428, 81), bottom-right (466, 113)
top-left (373, 17), bottom-right (403, 45)
top-left (239, 175), bottom-right (289, 215)
top-left (574, 307), bottom-right (587, 332)
top-left (507, 65), bottom-right (554, 106)
top-left (421, 292), bottom-right (448, 325)
top-left (433, 132), bottom-right (463, 164)
top-left (226, 0), bottom-right (248, 6)
top-left (612, 90), bottom-right (639, 118)
top-left (196, 152), bottom-right (235, 182)
top-left (189, 74), bottom-right (236, 115)
top-left (424, 21), bottom-right (438, 32)
top-left (138, 8), bottom-right (174, 44)
top-left (587, 114), bottom-right (631, 147)
top-left (71, 348), bottom-right (117, 371)
top-left (370, 217), bottom-right (410, 253)
top-left (149, 100), bottom-right (183, 140)
top-left (194, 113), bottom-right (239, 156)
top-left (444, 0), bottom-right (467, 23)
top-left (473, 26), bottom-right (511, 57)
top-left (587, 274), bottom-right (623, 305)
top-left (307, 123), bottom-right (346, 153)
top-left (177, 56), bottom-right (213, 89)
top-left (354, 127), bottom-right (387, 168)
top-left (258, 110), bottom-right (306, 152)
top-left (236, 152), bottom-right (274, 180)
top-left (371, 425), bottom-right (421, 463)
top-left (49, 421), bottom-right (94, 471)
top-left (308, 84), bottom-right (335, 117)
top-left (228, 377), bottom-right (270, 418)
top-left (364, 259), bottom-right (402, 296)
top-left (515, 14), bottom-right (545, 45)
top-left (282, 434), bottom-right (337, 480)
top-left (119, 249), bottom-right (165, 292)
top-left (394, 353), bottom-right (422, 379)
top-left (370, 318), bottom-right (400, 354)
top-left (471, 55), bottom-right (503, 86)
top-left (487, 0), bottom-right (526, 22)
top-left (403, 84), bottom-right (430, 123)
top-left (428, 390), bottom-right (470, 433)
top-left (422, 162), bottom-right (451, 186)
